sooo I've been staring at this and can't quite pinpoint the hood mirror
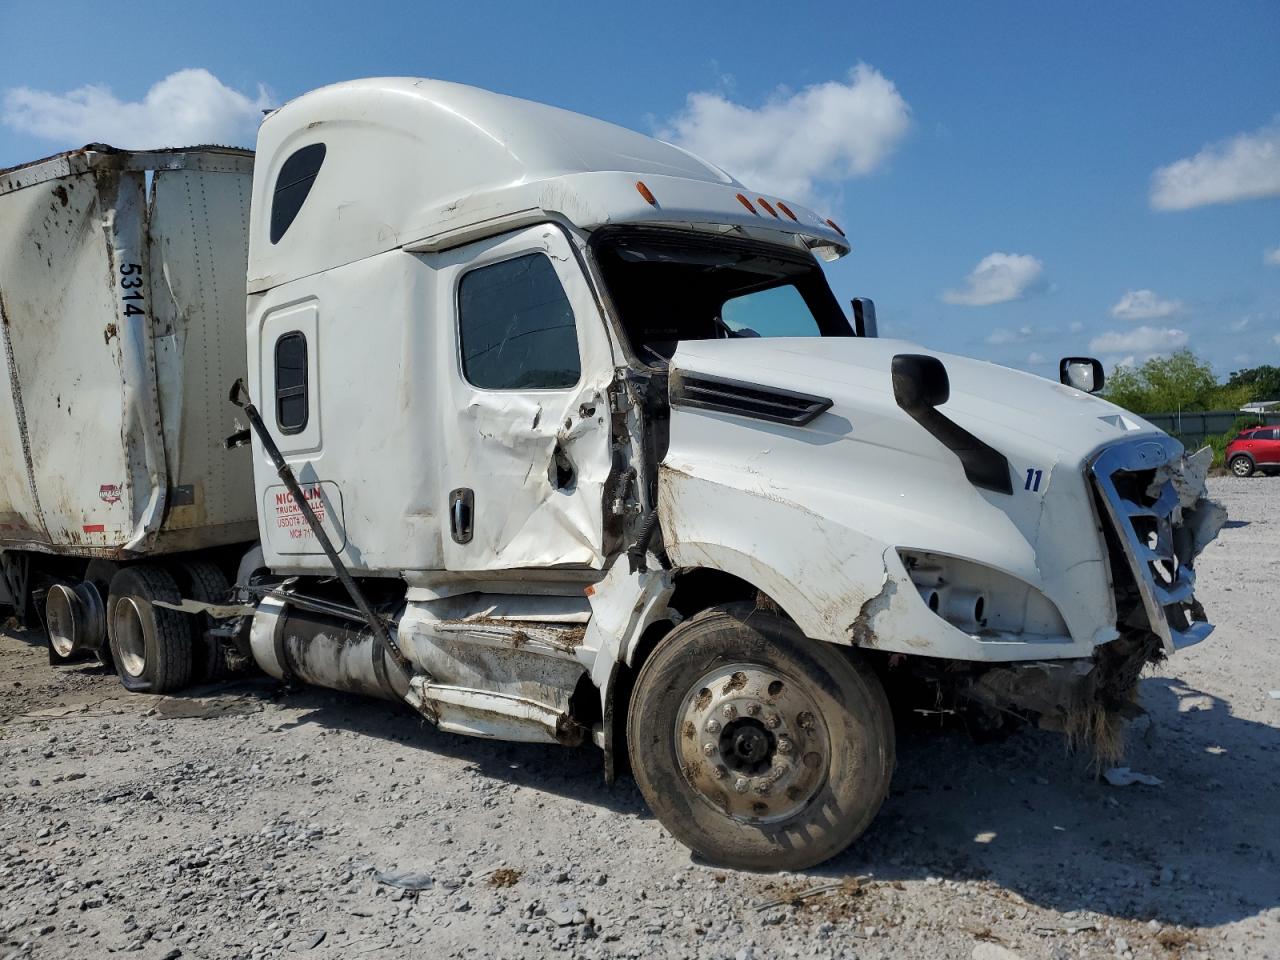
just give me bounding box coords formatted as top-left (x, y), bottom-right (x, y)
top-left (891, 354), bottom-right (949, 413)
top-left (852, 298), bottom-right (878, 338)
top-left (1059, 357), bottom-right (1105, 394)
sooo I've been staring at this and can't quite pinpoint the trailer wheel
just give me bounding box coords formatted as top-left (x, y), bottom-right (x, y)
top-left (179, 561), bottom-right (232, 682)
top-left (106, 566), bottom-right (193, 694)
top-left (627, 603), bottom-right (894, 871)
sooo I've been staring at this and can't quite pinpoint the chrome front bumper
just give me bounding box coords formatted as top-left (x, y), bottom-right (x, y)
top-left (1090, 438), bottom-right (1215, 653)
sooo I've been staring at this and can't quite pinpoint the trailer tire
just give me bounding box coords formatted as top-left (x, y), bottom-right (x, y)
top-left (180, 561), bottom-right (232, 682)
top-left (107, 566), bottom-right (193, 694)
top-left (627, 602), bottom-right (894, 871)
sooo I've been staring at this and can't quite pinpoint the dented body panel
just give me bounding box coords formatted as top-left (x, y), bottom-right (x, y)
top-left (0, 147), bottom-right (257, 558)
top-left (658, 338), bottom-right (1219, 664)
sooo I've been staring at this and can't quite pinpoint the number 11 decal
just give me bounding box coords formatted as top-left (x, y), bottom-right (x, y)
top-left (1024, 468), bottom-right (1043, 492)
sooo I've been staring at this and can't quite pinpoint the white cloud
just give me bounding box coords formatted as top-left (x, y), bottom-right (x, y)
top-left (1068, 320), bottom-right (1085, 334)
top-left (985, 325), bottom-right (1033, 345)
top-left (660, 64), bottom-right (910, 204)
top-left (1150, 118), bottom-right (1280, 210)
top-left (1274, 333), bottom-right (1280, 347)
top-left (2, 69), bottom-right (270, 149)
top-left (1089, 326), bottom-right (1189, 355)
top-left (1027, 352), bottom-right (1046, 365)
top-left (942, 253), bottom-right (1044, 306)
top-left (1231, 316), bottom-right (1252, 333)
top-left (1265, 246), bottom-right (1280, 266)
top-left (1110, 289), bottom-right (1183, 321)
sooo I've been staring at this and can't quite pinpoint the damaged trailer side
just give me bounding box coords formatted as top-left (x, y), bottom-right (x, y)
top-left (0, 145), bottom-right (257, 676)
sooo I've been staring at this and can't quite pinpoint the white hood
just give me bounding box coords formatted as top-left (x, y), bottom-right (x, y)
top-left (657, 336), bottom-right (1173, 660)
top-left (668, 337), bottom-right (1163, 473)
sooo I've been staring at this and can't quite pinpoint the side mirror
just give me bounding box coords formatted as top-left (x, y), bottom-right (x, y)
top-left (891, 353), bottom-right (1013, 495)
top-left (852, 298), bottom-right (878, 338)
top-left (891, 354), bottom-right (950, 414)
top-left (1059, 357), bottom-right (1105, 394)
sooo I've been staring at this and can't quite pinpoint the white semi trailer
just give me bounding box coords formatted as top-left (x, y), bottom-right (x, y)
top-left (0, 79), bottom-right (1225, 870)
top-left (0, 145), bottom-right (256, 683)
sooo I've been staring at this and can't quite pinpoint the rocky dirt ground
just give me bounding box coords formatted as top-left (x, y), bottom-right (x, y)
top-left (0, 477), bottom-right (1276, 960)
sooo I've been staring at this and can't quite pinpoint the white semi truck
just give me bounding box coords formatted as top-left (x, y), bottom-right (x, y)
top-left (0, 78), bottom-right (1224, 869)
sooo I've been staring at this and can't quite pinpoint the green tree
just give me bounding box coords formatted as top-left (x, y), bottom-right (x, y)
top-left (1103, 350), bottom-right (1221, 414)
top-left (1226, 364), bottom-right (1280, 402)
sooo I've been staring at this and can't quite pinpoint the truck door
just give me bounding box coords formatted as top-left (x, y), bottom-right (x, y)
top-left (435, 225), bottom-right (617, 571)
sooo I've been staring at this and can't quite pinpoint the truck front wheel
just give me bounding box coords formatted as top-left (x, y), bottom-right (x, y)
top-left (627, 603), bottom-right (894, 871)
top-left (107, 566), bottom-right (193, 694)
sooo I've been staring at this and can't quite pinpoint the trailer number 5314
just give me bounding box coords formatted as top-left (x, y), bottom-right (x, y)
top-left (119, 262), bottom-right (145, 317)
top-left (1024, 468), bottom-right (1044, 492)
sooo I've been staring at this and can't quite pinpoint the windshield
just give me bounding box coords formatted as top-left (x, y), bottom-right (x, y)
top-left (591, 228), bottom-right (852, 364)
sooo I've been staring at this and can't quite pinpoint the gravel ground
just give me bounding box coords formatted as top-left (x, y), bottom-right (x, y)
top-left (0, 476), bottom-right (1276, 960)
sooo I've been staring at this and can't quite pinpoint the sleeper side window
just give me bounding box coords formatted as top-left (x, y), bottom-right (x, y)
top-left (457, 253), bottom-right (581, 390)
top-left (269, 143), bottom-right (326, 244)
top-left (274, 332), bottom-right (308, 433)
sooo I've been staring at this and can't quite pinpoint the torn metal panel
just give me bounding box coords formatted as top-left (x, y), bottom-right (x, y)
top-left (405, 677), bottom-right (583, 745)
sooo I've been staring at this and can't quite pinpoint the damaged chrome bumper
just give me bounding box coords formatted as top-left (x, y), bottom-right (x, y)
top-left (1090, 438), bottom-right (1226, 653)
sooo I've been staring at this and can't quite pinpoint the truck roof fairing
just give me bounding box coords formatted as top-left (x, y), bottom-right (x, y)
top-left (247, 77), bottom-right (849, 294)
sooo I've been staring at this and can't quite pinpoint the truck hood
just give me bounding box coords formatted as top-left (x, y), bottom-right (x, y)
top-left (667, 336), bottom-right (1162, 473)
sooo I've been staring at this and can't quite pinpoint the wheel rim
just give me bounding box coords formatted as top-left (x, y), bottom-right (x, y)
top-left (1231, 458), bottom-right (1251, 477)
top-left (45, 585), bottom-right (76, 657)
top-left (111, 597), bottom-right (148, 678)
top-left (675, 662), bottom-right (831, 824)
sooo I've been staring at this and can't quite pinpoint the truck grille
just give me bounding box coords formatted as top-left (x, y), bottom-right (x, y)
top-left (1090, 438), bottom-right (1213, 652)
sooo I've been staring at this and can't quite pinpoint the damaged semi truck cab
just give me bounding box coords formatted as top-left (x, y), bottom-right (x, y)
top-left (6, 79), bottom-right (1219, 871)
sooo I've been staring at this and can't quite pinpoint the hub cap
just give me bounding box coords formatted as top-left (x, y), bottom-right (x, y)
top-left (675, 662), bottom-right (830, 824)
top-left (1231, 458), bottom-right (1251, 477)
top-left (45, 585), bottom-right (77, 658)
top-left (111, 597), bottom-right (148, 678)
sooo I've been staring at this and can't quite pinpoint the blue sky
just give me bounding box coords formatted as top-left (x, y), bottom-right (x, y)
top-left (2, 0), bottom-right (1277, 379)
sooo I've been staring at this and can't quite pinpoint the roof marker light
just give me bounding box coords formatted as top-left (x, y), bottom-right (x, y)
top-left (825, 218), bottom-right (846, 238)
top-left (735, 193), bottom-right (759, 215)
top-left (635, 181), bottom-right (658, 206)
top-left (757, 198), bottom-right (779, 218)
top-left (776, 201), bottom-right (799, 221)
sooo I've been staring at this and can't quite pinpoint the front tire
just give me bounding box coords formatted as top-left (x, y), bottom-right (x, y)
top-left (627, 603), bottom-right (894, 871)
top-left (1229, 455), bottom-right (1255, 478)
top-left (107, 565), bottom-right (193, 694)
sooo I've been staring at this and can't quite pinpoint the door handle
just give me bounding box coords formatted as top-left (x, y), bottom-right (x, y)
top-left (449, 488), bottom-right (474, 544)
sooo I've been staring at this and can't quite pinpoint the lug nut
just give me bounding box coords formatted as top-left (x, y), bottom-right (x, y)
top-left (705, 719), bottom-right (721, 734)
top-left (776, 736), bottom-right (793, 754)
top-left (734, 777), bottom-right (749, 794)
top-left (764, 714), bottom-right (781, 729)
top-left (753, 779), bottom-right (771, 796)
top-left (711, 766), bottom-right (727, 780)
top-left (702, 743), bottom-right (716, 757)
top-left (722, 704), bottom-right (737, 720)
top-left (746, 702), bottom-right (761, 716)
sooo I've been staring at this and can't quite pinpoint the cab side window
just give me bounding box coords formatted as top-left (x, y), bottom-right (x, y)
top-left (274, 332), bottom-right (308, 433)
top-left (458, 253), bottom-right (581, 390)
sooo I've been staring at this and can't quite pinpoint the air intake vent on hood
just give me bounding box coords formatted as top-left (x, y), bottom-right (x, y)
top-left (670, 371), bottom-right (832, 426)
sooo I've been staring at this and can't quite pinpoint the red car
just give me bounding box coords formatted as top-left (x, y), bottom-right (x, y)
top-left (1227, 426), bottom-right (1280, 477)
